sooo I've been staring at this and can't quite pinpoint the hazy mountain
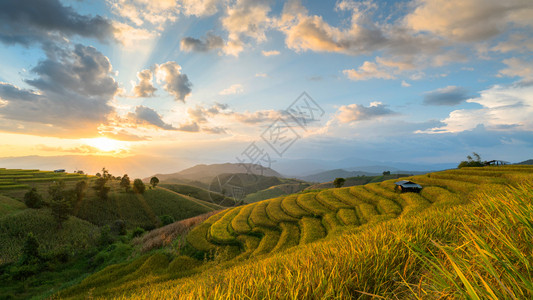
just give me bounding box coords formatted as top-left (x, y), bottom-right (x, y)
top-left (516, 159), bottom-right (533, 165)
top-left (275, 157), bottom-right (457, 177)
top-left (149, 163), bottom-right (283, 184)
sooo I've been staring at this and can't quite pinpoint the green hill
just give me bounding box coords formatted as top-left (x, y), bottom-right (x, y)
top-left (243, 182), bottom-right (311, 203)
top-left (159, 183), bottom-right (234, 206)
top-left (57, 166), bottom-right (533, 299)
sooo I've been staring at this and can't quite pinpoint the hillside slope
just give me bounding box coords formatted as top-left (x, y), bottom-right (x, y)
top-left (59, 166), bottom-right (533, 299)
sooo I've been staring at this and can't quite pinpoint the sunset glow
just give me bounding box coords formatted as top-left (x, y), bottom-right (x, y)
top-left (83, 138), bottom-right (129, 153)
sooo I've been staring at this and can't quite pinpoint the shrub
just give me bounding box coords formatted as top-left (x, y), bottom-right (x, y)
top-left (131, 227), bottom-right (145, 238)
top-left (24, 188), bottom-right (43, 209)
top-left (20, 233), bottom-right (40, 265)
top-left (333, 177), bottom-right (346, 188)
top-left (99, 225), bottom-right (114, 247)
top-left (159, 215), bottom-right (175, 226)
top-left (112, 220), bottom-right (127, 236)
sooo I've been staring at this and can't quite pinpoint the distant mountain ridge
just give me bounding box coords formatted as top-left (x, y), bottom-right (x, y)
top-left (148, 163), bottom-right (283, 184)
top-left (516, 159), bottom-right (533, 165)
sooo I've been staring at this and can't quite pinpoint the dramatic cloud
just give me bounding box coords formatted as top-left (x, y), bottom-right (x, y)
top-left (132, 69), bottom-right (157, 98)
top-left (155, 62), bottom-right (192, 102)
top-left (219, 84), bottom-right (244, 95)
top-left (420, 82), bottom-right (533, 133)
top-left (0, 44), bottom-right (117, 137)
top-left (423, 86), bottom-right (470, 106)
top-left (0, 0), bottom-right (114, 45)
top-left (498, 58), bottom-right (533, 80)
top-left (180, 33), bottom-right (224, 52)
top-left (335, 102), bottom-right (396, 123)
top-left (129, 106), bottom-right (175, 130)
top-left (405, 0), bottom-right (533, 42)
top-left (262, 50), bottom-right (280, 56)
top-left (181, 0), bottom-right (220, 17)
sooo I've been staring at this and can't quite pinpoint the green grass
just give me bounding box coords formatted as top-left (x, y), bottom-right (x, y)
top-left (251, 227), bottom-right (281, 256)
top-left (271, 222), bottom-right (300, 253)
top-left (0, 208), bottom-right (99, 264)
top-left (159, 183), bottom-right (233, 207)
top-left (0, 195), bottom-right (26, 216)
top-left (187, 210), bottom-right (229, 253)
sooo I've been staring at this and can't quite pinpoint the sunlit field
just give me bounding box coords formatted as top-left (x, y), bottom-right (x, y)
top-left (56, 166), bottom-right (533, 299)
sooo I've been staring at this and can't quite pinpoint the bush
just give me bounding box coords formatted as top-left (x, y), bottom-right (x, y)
top-left (159, 215), bottom-right (174, 226)
top-left (131, 227), bottom-right (145, 238)
top-left (112, 220), bottom-right (127, 236)
top-left (99, 225), bottom-right (114, 247)
top-left (24, 188), bottom-right (43, 209)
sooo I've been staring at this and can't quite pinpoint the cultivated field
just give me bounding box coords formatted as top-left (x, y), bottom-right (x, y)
top-left (58, 166), bottom-right (533, 299)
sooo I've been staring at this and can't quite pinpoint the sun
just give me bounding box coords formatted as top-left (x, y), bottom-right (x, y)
top-left (83, 137), bottom-right (127, 152)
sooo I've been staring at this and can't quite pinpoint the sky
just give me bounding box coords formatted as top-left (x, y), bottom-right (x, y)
top-left (0, 0), bottom-right (532, 176)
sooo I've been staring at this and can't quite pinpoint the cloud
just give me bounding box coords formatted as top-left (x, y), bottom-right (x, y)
top-left (334, 102), bottom-right (396, 123)
top-left (221, 0), bottom-right (273, 56)
top-left (498, 58), bottom-right (533, 80)
top-left (255, 73), bottom-right (268, 78)
top-left (492, 34), bottom-right (533, 53)
top-left (420, 82), bottom-right (533, 133)
top-left (108, 0), bottom-right (180, 27)
top-left (343, 61), bottom-right (395, 81)
top-left (36, 144), bottom-right (103, 154)
top-left (181, 0), bottom-right (220, 17)
top-left (129, 106), bottom-right (176, 130)
top-left (0, 0), bottom-right (114, 45)
top-left (405, 0), bottom-right (533, 42)
top-left (0, 44), bottom-right (117, 137)
top-left (155, 61), bottom-right (192, 102)
top-left (262, 50), bottom-right (280, 56)
top-left (423, 86), bottom-right (470, 106)
top-left (180, 33), bottom-right (224, 52)
top-left (132, 69), bottom-right (157, 97)
top-left (219, 84), bottom-right (244, 95)
top-left (176, 122), bottom-right (200, 132)
top-left (401, 80), bottom-right (411, 87)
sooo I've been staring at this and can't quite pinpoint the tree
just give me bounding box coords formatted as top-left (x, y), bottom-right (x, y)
top-left (24, 188), bottom-right (43, 209)
top-left (74, 180), bottom-right (87, 203)
top-left (120, 174), bottom-right (131, 192)
top-left (95, 172), bottom-right (102, 178)
top-left (20, 233), bottom-right (40, 265)
top-left (93, 177), bottom-right (110, 200)
top-left (333, 177), bottom-right (346, 188)
top-left (48, 181), bottom-right (72, 229)
top-left (383, 171), bottom-right (391, 176)
top-left (133, 179), bottom-right (145, 194)
top-left (150, 176), bottom-right (159, 188)
top-left (458, 152), bottom-right (485, 168)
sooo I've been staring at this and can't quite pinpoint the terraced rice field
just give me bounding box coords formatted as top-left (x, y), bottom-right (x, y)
top-left (186, 166), bottom-right (533, 259)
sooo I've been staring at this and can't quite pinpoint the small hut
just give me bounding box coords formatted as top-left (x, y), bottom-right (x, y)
top-left (394, 180), bottom-right (422, 193)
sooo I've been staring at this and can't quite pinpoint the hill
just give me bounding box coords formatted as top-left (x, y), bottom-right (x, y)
top-left (0, 168), bottom-right (220, 231)
top-left (159, 183), bottom-right (235, 206)
top-left (243, 182), bottom-right (311, 203)
top-left (516, 159), bottom-right (533, 165)
top-left (57, 165), bottom-right (533, 299)
top-left (148, 163), bottom-right (283, 185)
